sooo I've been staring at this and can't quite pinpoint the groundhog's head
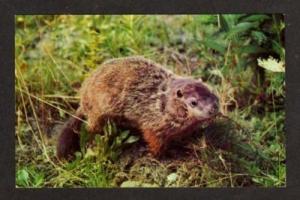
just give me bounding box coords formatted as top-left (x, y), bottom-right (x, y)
top-left (170, 78), bottom-right (219, 120)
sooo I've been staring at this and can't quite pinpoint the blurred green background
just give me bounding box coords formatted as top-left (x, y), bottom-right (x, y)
top-left (15, 15), bottom-right (285, 187)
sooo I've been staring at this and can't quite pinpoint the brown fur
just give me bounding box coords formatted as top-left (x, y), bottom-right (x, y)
top-left (56, 56), bottom-right (219, 160)
top-left (56, 109), bottom-right (84, 160)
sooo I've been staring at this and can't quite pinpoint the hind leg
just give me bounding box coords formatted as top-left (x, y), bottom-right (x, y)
top-left (56, 115), bottom-right (82, 160)
top-left (57, 128), bottom-right (80, 160)
top-left (143, 130), bottom-right (166, 157)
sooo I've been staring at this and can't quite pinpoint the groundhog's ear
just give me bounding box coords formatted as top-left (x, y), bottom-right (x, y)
top-left (177, 89), bottom-right (183, 98)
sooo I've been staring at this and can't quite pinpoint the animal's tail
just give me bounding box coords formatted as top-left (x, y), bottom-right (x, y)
top-left (56, 108), bottom-right (84, 160)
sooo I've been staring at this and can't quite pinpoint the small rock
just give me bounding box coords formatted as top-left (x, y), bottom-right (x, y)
top-left (167, 173), bottom-right (178, 184)
top-left (120, 181), bottom-right (140, 187)
top-left (120, 181), bottom-right (159, 188)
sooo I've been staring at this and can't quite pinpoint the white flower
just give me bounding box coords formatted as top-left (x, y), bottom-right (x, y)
top-left (257, 56), bottom-right (285, 72)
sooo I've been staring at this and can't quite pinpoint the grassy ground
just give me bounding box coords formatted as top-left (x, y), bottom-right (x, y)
top-left (15, 15), bottom-right (285, 187)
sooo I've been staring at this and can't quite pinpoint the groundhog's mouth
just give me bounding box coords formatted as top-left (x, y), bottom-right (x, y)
top-left (198, 112), bottom-right (220, 123)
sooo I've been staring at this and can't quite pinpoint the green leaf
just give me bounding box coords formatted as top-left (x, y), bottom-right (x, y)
top-left (240, 45), bottom-right (266, 54)
top-left (79, 125), bottom-right (90, 151)
top-left (84, 148), bottom-right (97, 158)
top-left (94, 134), bottom-right (101, 144)
top-left (107, 120), bottom-right (112, 135)
top-left (202, 38), bottom-right (226, 53)
top-left (220, 15), bottom-right (242, 29)
top-left (240, 14), bottom-right (271, 23)
top-left (114, 137), bottom-right (123, 146)
top-left (219, 15), bottom-right (230, 32)
top-left (251, 31), bottom-right (267, 45)
top-left (272, 40), bottom-right (285, 60)
top-left (226, 22), bottom-right (258, 39)
top-left (124, 135), bottom-right (139, 144)
top-left (119, 130), bottom-right (130, 140)
top-left (16, 169), bottom-right (29, 187)
top-left (33, 174), bottom-right (44, 187)
top-left (195, 15), bottom-right (217, 24)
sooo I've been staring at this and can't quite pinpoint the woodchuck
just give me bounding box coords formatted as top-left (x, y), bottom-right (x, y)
top-left (57, 56), bottom-right (219, 160)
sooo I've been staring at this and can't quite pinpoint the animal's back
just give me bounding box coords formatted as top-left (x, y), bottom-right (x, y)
top-left (79, 56), bottom-right (173, 132)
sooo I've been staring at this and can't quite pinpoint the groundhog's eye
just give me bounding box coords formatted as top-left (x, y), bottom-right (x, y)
top-left (177, 90), bottom-right (183, 98)
top-left (191, 101), bottom-right (198, 107)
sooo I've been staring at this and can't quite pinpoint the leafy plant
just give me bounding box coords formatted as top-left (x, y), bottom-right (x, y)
top-left (16, 166), bottom-right (45, 188)
top-left (82, 120), bottom-right (139, 162)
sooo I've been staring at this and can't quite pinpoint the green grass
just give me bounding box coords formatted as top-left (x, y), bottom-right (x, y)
top-left (15, 15), bottom-right (285, 187)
